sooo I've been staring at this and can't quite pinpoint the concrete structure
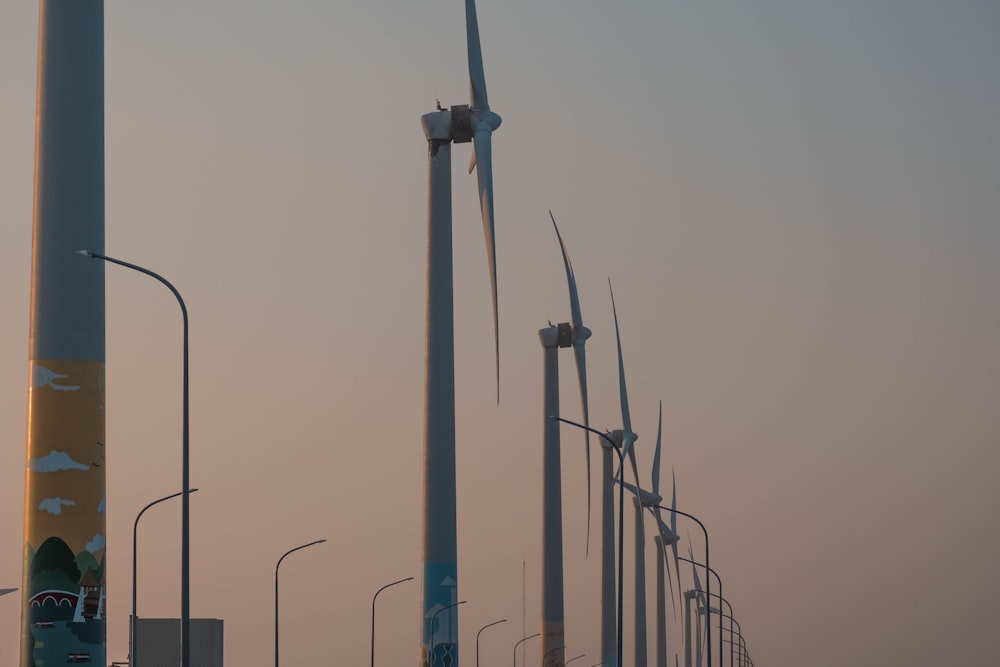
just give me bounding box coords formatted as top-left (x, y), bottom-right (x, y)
top-left (134, 618), bottom-right (224, 667)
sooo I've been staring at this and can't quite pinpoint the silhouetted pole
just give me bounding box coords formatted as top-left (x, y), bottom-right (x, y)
top-left (371, 577), bottom-right (413, 667)
top-left (131, 489), bottom-right (199, 667)
top-left (677, 556), bottom-right (723, 667)
top-left (513, 633), bottom-right (540, 667)
top-left (476, 619), bottom-right (507, 667)
top-left (274, 539), bottom-right (326, 667)
top-left (551, 417), bottom-right (625, 667)
top-left (430, 600), bottom-right (466, 665)
top-left (656, 505), bottom-right (710, 667)
top-left (80, 250), bottom-right (191, 667)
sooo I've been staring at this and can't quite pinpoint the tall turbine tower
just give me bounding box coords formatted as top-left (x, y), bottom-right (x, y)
top-left (538, 213), bottom-right (591, 667)
top-left (20, 2), bottom-right (106, 666)
top-left (419, 1), bottom-right (501, 665)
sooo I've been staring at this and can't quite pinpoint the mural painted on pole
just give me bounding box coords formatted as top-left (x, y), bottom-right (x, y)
top-left (420, 563), bottom-right (458, 667)
top-left (22, 360), bottom-right (106, 666)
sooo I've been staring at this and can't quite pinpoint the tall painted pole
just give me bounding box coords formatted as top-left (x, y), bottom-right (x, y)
top-left (21, 2), bottom-right (106, 666)
top-left (539, 327), bottom-right (565, 667)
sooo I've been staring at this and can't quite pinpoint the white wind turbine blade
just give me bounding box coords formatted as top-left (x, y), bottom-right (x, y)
top-left (609, 281), bottom-right (640, 485)
top-left (649, 508), bottom-right (677, 617)
top-left (465, 0), bottom-right (502, 402)
top-left (465, 0), bottom-right (489, 112)
top-left (551, 211), bottom-right (593, 556)
top-left (670, 467), bottom-right (683, 609)
top-left (652, 401), bottom-right (662, 496)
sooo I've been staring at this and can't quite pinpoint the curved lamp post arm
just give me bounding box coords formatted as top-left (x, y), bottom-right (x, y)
top-left (550, 416), bottom-right (625, 667)
top-left (677, 555), bottom-right (723, 667)
top-left (476, 619), bottom-right (507, 667)
top-left (275, 539), bottom-right (326, 667)
top-left (131, 489), bottom-right (199, 667)
top-left (513, 633), bottom-right (541, 667)
top-left (372, 577), bottom-right (413, 667)
top-left (81, 249), bottom-right (193, 667)
top-left (657, 504), bottom-right (711, 667)
top-left (429, 600), bottom-right (466, 665)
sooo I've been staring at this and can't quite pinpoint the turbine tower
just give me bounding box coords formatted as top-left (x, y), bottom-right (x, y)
top-left (538, 213), bottom-right (591, 667)
top-left (20, 2), bottom-right (106, 666)
top-left (419, 1), bottom-right (501, 665)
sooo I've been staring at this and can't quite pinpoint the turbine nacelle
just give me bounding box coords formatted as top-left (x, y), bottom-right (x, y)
top-left (616, 479), bottom-right (662, 507)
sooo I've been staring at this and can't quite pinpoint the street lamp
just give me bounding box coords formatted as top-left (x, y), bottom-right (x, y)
top-left (78, 249), bottom-right (194, 667)
top-left (476, 618), bottom-right (507, 667)
top-left (430, 600), bottom-right (466, 666)
top-left (550, 416), bottom-right (625, 667)
top-left (275, 539), bottom-right (326, 667)
top-left (372, 577), bottom-right (413, 667)
top-left (131, 488), bottom-right (199, 667)
top-left (656, 504), bottom-right (711, 667)
top-left (677, 556), bottom-right (723, 667)
top-left (707, 604), bottom-right (737, 667)
top-left (513, 633), bottom-right (540, 667)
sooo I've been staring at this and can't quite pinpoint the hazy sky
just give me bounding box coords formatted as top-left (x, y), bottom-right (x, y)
top-left (2, 1), bottom-right (999, 665)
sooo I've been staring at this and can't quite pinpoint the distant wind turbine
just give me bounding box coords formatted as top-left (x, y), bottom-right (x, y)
top-left (538, 213), bottom-right (592, 667)
top-left (609, 280), bottom-right (641, 667)
top-left (617, 402), bottom-right (683, 667)
top-left (418, 1), bottom-right (502, 665)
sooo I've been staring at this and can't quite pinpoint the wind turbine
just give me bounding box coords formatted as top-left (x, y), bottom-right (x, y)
top-left (617, 402), bottom-right (682, 667)
top-left (608, 280), bottom-right (659, 667)
top-left (608, 280), bottom-right (641, 667)
top-left (418, 1), bottom-right (502, 666)
top-left (538, 213), bottom-right (592, 667)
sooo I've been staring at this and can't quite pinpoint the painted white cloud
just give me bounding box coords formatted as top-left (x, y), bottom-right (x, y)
top-left (39, 497), bottom-right (76, 515)
top-left (32, 365), bottom-right (79, 391)
top-left (97, 497), bottom-right (105, 513)
top-left (85, 534), bottom-right (105, 553)
top-left (29, 451), bottom-right (89, 472)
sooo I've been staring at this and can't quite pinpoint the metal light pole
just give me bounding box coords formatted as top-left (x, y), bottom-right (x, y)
top-left (476, 619), bottom-right (507, 667)
top-left (79, 250), bottom-right (192, 667)
top-left (131, 488), bottom-right (199, 667)
top-left (274, 539), bottom-right (326, 667)
top-left (677, 556), bottom-right (723, 667)
top-left (372, 577), bottom-right (413, 667)
top-left (512, 633), bottom-right (540, 667)
top-left (551, 417), bottom-right (625, 667)
top-left (706, 602), bottom-right (736, 667)
top-left (430, 600), bottom-right (467, 666)
top-left (656, 505), bottom-right (711, 667)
